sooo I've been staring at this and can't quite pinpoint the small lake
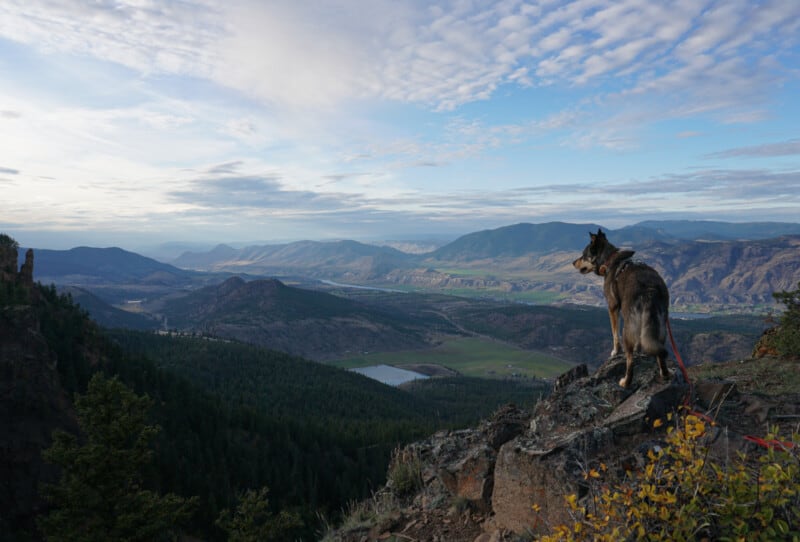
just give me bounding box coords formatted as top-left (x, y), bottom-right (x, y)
top-left (350, 364), bottom-right (429, 386)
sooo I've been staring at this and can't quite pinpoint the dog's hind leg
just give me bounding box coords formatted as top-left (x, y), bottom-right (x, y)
top-left (656, 350), bottom-right (670, 380)
top-left (619, 316), bottom-right (641, 388)
top-left (608, 307), bottom-right (621, 356)
top-left (642, 309), bottom-right (670, 380)
top-left (619, 349), bottom-right (634, 388)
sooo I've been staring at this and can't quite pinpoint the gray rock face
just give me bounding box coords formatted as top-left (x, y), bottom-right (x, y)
top-left (493, 354), bottom-right (687, 534)
top-left (385, 353), bottom-right (689, 539)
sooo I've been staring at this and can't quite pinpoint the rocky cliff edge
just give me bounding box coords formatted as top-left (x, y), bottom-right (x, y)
top-left (328, 351), bottom-right (800, 542)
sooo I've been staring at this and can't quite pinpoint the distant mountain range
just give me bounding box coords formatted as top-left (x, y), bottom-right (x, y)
top-left (165, 220), bottom-right (800, 308)
top-left (12, 221), bottom-right (779, 363)
top-left (170, 220), bottom-right (800, 269)
top-left (171, 239), bottom-right (412, 279)
top-left (21, 219), bottom-right (800, 310)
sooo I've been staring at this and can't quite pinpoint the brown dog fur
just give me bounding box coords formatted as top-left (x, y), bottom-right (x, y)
top-left (573, 229), bottom-right (670, 388)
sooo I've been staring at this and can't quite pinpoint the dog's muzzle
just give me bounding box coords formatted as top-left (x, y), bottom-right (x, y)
top-left (573, 257), bottom-right (594, 274)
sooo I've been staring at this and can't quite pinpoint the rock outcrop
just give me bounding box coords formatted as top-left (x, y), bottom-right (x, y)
top-left (0, 234), bottom-right (35, 288)
top-left (20, 248), bottom-right (34, 286)
top-left (330, 348), bottom-right (800, 542)
top-left (331, 354), bottom-right (691, 541)
top-left (491, 355), bottom-right (687, 535)
top-left (1, 238), bottom-right (76, 536)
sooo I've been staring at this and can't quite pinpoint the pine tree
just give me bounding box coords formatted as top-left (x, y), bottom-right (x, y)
top-left (39, 373), bottom-right (197, 541)
top-left (215, 486), bottom-right (302, 542)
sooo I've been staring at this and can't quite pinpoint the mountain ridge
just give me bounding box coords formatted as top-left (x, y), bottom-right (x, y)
top-left (24, 246), bottom-right (194, 283)
top-left (170, 219), bottom-right (800, 267)
top-left (157, 276), bottom-right (454, 360)
top-left (20, 220), bottom-right (800, 312)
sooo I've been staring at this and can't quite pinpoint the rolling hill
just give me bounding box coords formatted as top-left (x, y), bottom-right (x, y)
top-left (25, 246), bottom-right (195, 284)
top-left (630, 220), bottom-right (800, 240)
top-left (172, 239), bottom-right (415, 278)
top-left (23, 219), bottom-right (800, 316)
top-left (60, 286), bottom-right (159, 330)
top-left (427, 222), bottom-right (603, 260)
top-left (157, 276), bottom-right (458, 360)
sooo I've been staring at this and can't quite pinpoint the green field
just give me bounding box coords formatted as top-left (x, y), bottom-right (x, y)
top-left (330, 336), bottom-right (574, 379)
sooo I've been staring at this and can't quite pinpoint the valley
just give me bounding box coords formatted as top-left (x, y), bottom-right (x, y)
top-left (18, 220), bottom-right (786, 375)
top-left (2, 220), bottom-right (796, 540)
top-left (166, 221), bottom-right (800, 312)
top-left (330, 336), bottom-right (572, 379)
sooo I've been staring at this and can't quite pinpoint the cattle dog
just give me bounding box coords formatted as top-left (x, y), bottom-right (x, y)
top-left (573, 229), bottom-right (670, 388)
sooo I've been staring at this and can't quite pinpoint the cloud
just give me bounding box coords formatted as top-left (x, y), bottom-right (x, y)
top-left (0, 0), bottom-right (222, 76)
top-left (2, 0), bottom-right (799, 245)
top-left (158, 163), bottom-right (800, 241)
top-left (1, 0), bottom-right (796, 170)
top-left (4, 0), bottom-right (796, 117)
top-left (706, 139), bottom-right (800, 159)
top-left (521, 168), bottom-right (800, 201)
top-left (168, 173), bottom-right (358, 212)
top-left (206, 161), bottom-right (244, 175)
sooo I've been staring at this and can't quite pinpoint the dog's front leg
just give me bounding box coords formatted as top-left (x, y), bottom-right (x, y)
top-left (608, 307), bottom-right (620, 356)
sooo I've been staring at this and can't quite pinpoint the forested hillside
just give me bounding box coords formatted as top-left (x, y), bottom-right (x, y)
top-left (2, 247), bottom-right (544, 540)
top-left (156, 276), bottom-right (455, 360)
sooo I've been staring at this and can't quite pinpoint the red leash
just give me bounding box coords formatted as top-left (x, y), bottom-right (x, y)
top-left (667, 316), bottom-right (795, 450)
top-left (666, 316), bottom-right (694, 407)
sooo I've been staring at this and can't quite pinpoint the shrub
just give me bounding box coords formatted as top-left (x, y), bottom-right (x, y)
top-left (772, 282), bottom-right (800, 358)
top-left (535, 411), bottom-right (800, 541)
top-left (321, 490), bottom-right (399, 540)
top-left (387, 446), bottom-right (423, 497)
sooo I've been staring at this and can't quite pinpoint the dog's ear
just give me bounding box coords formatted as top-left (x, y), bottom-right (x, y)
top-left (596, 228), bottom-right (605, 239)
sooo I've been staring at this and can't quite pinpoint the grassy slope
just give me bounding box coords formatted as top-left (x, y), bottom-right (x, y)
top-left (689, 356), bottom-right (800, 395)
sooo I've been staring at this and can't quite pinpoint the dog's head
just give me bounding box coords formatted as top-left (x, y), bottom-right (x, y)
top-left (572, 229), bottom-right (608, 275)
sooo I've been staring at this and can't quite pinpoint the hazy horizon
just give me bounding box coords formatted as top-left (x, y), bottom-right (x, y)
top-left (6, 217), bottom-right (800, 260)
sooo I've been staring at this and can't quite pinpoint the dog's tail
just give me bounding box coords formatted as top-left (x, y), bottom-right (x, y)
top-left (640, 299), bottom-right (668, 358)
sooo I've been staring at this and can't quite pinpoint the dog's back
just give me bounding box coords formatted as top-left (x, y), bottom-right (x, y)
top-left (613, 261), bottom-right (669, 359)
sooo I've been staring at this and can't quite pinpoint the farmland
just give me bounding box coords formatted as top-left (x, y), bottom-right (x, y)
top-left (329, 336), bottom-right (574, 379)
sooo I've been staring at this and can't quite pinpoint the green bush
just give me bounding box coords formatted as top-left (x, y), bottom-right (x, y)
top-left (387, 446), bottom-right (423, 496)
top-left (535, 411), bottom-right (800, 541)
top-left (773, 282), bottom-right (800, 357)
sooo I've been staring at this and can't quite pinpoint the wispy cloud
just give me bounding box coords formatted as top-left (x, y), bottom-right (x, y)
top-left (3, 0), bottom-right (797, 116)
top-left (706, 139), bottom-right (800, 159)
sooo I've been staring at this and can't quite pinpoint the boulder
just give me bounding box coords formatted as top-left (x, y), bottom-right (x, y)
top-left (335, 354), bottom-right (692, 541)
top-left (492, 354), bottom-right (688, 534)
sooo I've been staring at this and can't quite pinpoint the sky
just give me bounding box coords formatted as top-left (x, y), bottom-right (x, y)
top-left (1, 0), bottom-right (799, 251)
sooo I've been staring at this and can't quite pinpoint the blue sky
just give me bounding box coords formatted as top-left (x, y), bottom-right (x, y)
top-left (1, 0), bottom-right (799, 250)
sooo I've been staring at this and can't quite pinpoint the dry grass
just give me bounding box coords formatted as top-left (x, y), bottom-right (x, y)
top-left (688, 355), bottom-right (800, 396)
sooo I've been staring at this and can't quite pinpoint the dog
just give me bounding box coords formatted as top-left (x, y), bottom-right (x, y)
top-left (573, 229), bottom-right (670, 388)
